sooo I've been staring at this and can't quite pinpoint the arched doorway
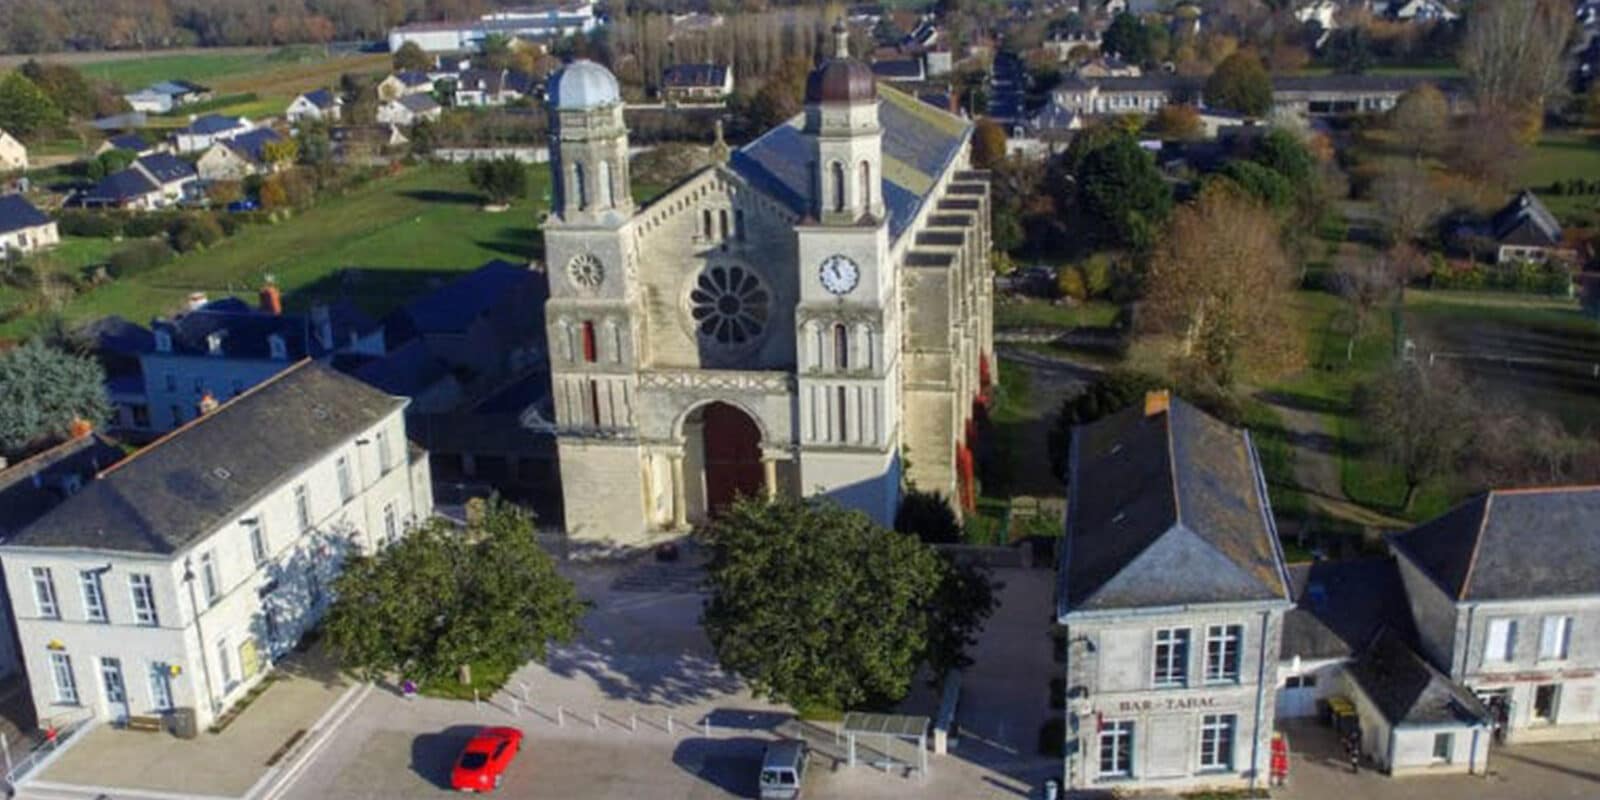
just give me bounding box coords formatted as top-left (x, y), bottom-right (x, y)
top-left (688, 401), bottom-right (764, 516)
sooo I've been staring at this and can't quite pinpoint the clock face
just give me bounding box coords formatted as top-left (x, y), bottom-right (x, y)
top-left (567, 253), bottom-right (604, 290)
top-left (818, 254), bottom-right (860, 295)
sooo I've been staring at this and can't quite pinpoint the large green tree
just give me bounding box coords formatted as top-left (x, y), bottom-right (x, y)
top-left (1204, 52), bottom-right (1273, 117)
top-left (701, 497), bottom-right (994, 710)
top-left (0, 340), bottom-right (110, 454)
top-left (0, 71), bottom-right (64, 139)
top-left (324, 498), bottom-right (584, 685)
top-left (392, 41), bottom-right (432, 73)
top-left (467, 157), bottom-right (529, 206)
top-left (1073, 132), bottom-right (1172, 251)
top-left (1101, 13), bottom-right (1154, 66)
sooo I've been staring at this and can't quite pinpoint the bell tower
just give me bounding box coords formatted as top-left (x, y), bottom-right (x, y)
top-left (548, 59), bottom-right (634, 226)
top-left (804, 18), bottom-right (884, 226)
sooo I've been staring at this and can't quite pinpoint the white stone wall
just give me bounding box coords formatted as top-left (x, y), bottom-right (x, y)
top-left (0, 222), bottom-right (58, 255)
top-left (139, 354), bottom-right (294, 432)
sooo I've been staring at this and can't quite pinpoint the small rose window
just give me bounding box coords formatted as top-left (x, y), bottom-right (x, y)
top-left (689, 265), bottom-right (769, 345)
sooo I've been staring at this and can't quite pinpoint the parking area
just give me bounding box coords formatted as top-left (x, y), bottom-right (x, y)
top-left (278, 559), bottom-right (1063, 799)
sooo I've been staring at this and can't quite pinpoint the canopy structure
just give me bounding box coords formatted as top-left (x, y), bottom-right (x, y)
top-left (840, 712), bottom-right (930, 776)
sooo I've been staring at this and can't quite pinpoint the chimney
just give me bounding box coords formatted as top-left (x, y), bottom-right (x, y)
top-left (1144, 389), bottom-right (1171, 418)
top-left (69, 418), bottom-right (93, 439)
top-left (197, 391), bottom-right (219, 415)
top-left (259, 281), bottom-right (283, 315)
top-left (186, 291), bottom-right (208, 310)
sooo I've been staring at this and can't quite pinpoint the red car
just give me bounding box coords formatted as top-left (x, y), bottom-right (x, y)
top-left (450, 726), bottom-right (524, 792)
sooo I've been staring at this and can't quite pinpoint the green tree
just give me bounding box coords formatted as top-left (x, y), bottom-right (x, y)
top-left (1250, 129), bottom-right (1316, 188)
top-left (701, 497), bottom-right (993, 710)
top-left (1102, 13), bottom-right (1154, 66)
top-left (1047, 370), bottom-right (1163, 479)
top-left (0, 71), bottom-right (64, 138)
top-left (1073, 133), bottom-right (1172, 251)
top-left (86, 148), bottom-right (136, 180)
top-left (0, 340), bottom-right (110, 454)
top-left (467, 157), bottom-right (529, 206)
top-left (894, 490), bottom-right (961, 545)
top-left (1360, 365), bottom-right (1474, 512)
top-left (393, 41), bottom-right (432, 72)
top-left (1204, 52), bottom-right (1273, 117)
top-left (1216, 159), bottom-right (1294, 210)
top-left (971, 118), bottom-right (1007, 170)
top-left (325, 498), bottom-right (584, 685)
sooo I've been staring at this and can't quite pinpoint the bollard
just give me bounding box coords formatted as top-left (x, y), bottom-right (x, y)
top-left (703, 718), bottom-right (711, 738)
top-left (520, 682), bottom-right (529, 705)
top-left (557, 706), bottom-right (564, 727)
top-left (630, 713), bottom-right (637, 733)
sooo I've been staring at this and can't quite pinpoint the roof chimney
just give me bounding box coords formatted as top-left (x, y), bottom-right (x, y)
top-left (69, 418), bottom-right (93, 439)
top-left (186, 291), bottom-right (208, 310)
top-left (259, 280), bottom-right (283, 316)
top-left (197, 391), bottom-right (219, 415)
top-left (1144, 389), bottom-right (1171, 418)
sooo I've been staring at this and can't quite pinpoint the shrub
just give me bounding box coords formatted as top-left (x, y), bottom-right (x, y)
top-left (894, 490), bottom-right (962, 545)
top-left (172, 214), bottom-right (224, 252)
top-left (1056, 266), bottom-right (1088, 301)
top-left (107, 239), bottom-right (174, 278)
top-left (56, 209), bottom-right (123, 238)
top-left (124, 212), bottom-right (180, 239)
top-left (1080, 254), bottom-right (1114, 297)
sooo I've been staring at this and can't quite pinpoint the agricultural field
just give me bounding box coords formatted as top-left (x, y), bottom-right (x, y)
top-left (1523, 129), bottom-right (1600, 222)
top-left (0, 163), bottom-right (555, 338)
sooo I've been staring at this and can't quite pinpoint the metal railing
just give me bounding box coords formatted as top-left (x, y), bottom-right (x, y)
top-left (4, 708), bottom-right (95, 789)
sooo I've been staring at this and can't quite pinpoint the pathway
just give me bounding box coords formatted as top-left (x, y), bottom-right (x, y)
top-left (1254, 390), bottom-right (1406, 538)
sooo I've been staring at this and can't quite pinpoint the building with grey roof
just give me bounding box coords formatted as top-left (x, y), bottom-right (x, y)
top-left (1389, 486), bottom-right (1600, 744)
top-left (1343, 627), bottom-right (1491, 775)
top-left (1056, 391), bottom-right (1291, 792)
top-left (1, 361), bottom-right (432, 732)
top-left (0, 193), bottom-right (58, 256)
top-left (1489, 191), bottom-right (1574, 265)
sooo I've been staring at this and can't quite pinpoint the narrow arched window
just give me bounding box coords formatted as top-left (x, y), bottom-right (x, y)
top-left (599, 160), bottom-right (614, 208)
top-left (833, 323), bottom-right (849, 370)
top-left (574, 162), bottom-right (589, 210)
top-left (859, 161), bottom-right (872, 210)
top-left (836, 386), bottom-right (849, 442)
top-left (719, 209), bottom-right (729, 241)
top-left (735, 209), bottom-right (746, 241)
top-left (831, 162), bottom-right (845, 213)
top-left (703, 209), bottom-right (714, 240)
top-left (581, 320), bottom-right (597, 363)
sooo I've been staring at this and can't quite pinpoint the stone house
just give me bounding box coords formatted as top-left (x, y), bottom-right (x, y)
top-left (286, 89), bottom-right (342, 124)
top-left (1489, 191), bottom-right (1575, 265)
top-left (0, 194), bottom-right (59, 256)
top-left (196, 128), bottom-right (288, 182)
top-left (377, 94), bottom-right (443, 127)
top-left (661, 64), bottom-right (734, 105)
top-left (0, 129), bottom-right (27, 171)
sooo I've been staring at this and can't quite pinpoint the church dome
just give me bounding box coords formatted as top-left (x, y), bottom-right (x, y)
top-left (548, 59), bottom-right (621, 110)
top-left (805, 18), bottom-right (876, 105)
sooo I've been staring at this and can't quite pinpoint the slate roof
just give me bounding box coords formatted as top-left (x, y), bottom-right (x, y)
top-left (398, 94), bottom-right (442, 113)
top-left (394, 70), bottom-right (433, 87)
top-left (663, 63), bottom-right (730, 88)
top-left (1490, 190), bottom-right (1563, 248)
top-left (106, 133), bottom-right (149, 152)
top-left (80, 315), bottom-right (155, 356)
top-left (225, 128), bottom-right (284, 165)
top-left (5, 362), bottom-right (405, 555)
top-left (153, 297), bottom-right (376, 360)
top-left (300, 88), bottom-right (338, 109)
top-left (384, 260), bottom-right (539, 341)
top-left (81, 169), bottom-right (158, 204)
top-left (346, 338), bottom-right (453, 397)
top-left (1346, 628), bottom-right (1490, 729)
top-left (182, 115), bottom-right (247, 136)
top-left (0, 194), bottom-right (51, 235)
top-left (149, 79), bottom-right (208, 96)
top-left (1282, 558), bottom-right (1418, 661)
top-left (0, 433), bottom-right (126, 541)
top-left (1388, 487), bottom-right (1600, 602)
top-left (135, 153), bottom-right (197, 184)
top-left (870, 59), bottom-right (924, 80)
top-left (729, 83), bottom-right (971, 243)
top-left (1057, 394), bottom-right (1291, 616)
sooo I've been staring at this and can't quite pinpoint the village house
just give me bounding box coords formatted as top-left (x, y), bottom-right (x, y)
top-left (196, 128), bottom-right (288, 182)
top-left (95, 133), bottom-right (161, 158)
top-left (77, 153), bottom-right (198, 210)
top-left (286, 89), bottom-right (343, 124)
top-left (0, 129), bottom-right (27, 172)
top-left (1488, 191), bottom-right (1576, 265)
top-left (377, 71), bottom-right (435, 102)
top-left (377, 94), bottom-right (443, 126)
top-left (123, 80), bottom-right (211, 114)
top-left (172, 115), bottom-right (254, 155)
top-left (0, 194), bottom-right (59, 256)
top-left (453, 69), bottom-right (535, 107)
top-left (660, 64), bottom-right (734, 105)
top-left (1057, 392), bottom-right (1292, 792)
top-left (387, 0), bottom-right (600, 52)
top-left (1383, 0), bottom-right (1459, 23)
top-left (0, 361), bottom-right (432, 734)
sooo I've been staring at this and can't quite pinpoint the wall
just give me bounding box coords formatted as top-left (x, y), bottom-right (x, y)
top-left (140, 354), bottom-right (293, 432)
top-left (1392, 553), bottom-right (1460, 675)
top-left (1457, 595), bottom-right (1600, 742)
top-left (0, 222), bottom-right (59, 255)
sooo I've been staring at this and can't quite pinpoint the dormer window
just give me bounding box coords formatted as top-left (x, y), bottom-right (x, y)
top-left (268, 334), bottom-right (287, 360)
top-left (154, 329), bottom-right (172, 352)
top-left (206, 331), bottom-right (224, 356)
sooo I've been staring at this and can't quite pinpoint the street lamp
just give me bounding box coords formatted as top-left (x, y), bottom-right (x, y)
top-left (183, 557), bottom-right (221, 716)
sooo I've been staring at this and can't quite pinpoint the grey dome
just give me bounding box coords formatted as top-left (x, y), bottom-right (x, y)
top-left (548, 59), bottom-right (621, 110)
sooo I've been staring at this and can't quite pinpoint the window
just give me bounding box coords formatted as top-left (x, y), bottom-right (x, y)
top-left (170, 405), bottom-right (183, 426)
top-left (294, 484), bottom-right (311, 532)
top-left (1153, 628), bottom-right (1190, 687)
top-left (1205, 625), bottom-right (1243, 683)
top-left (80, 571), bottom-right (107, 623)
top-left (859, 161), bottom-right (872, 208)
top-left (217, 637), bottom-right (233, 689)
top-left (599, 160), bottom-right (614, 208)
top-left (31, 567), bottom-right (58, 619)
top-left (735, 209), bottom-right (745, 241)
top-left (831, 162), bottom-right (845, 212)
top-left (193, 377), bottom-right (204, 394)
top-left (250, 522), bottom-right (268, 566)
top-left (836, 386), bottom-right (848, 443)
top-left (149, 664), bottom-right (173, 711)
top-left (1285, 674), bottom-right (1317, 689)
top-left (1484, 619), bottom-right (1517, 663)
top-left (132, 405), bottom-right (150, 428)
top-left (1198, 714), bottom-right (1235, 771)
top-left (587, 379), bottom-right (602, 427)
top-left (1432, 732), bottom-right (1454, 763)
top-left (200, 552), bottom-right (220, 604)
top-left (719, 208), bottom-right (729, 242)
top-left (101, 657), bottom-right (127, 710)
top-left (1540, 616), bottom-right (1572, 661)
top-left (574, 161), bottom-right (588, 210)
top-left (336, 456), bottom-right (354, 503)
top-left (376, 429), bottom-right (393, 473)
top-left (1533, 684), bottom-right (1559, 723)
top-left (50, 653), bottom-right (78, 705)
top-left (1098, 720), bottom-right (1134, 778)
top-left (581, 321), bottom-right (597, 362)
top-left (383, 502), bottom-right (398, 545)
top-left (702, 209), bottom-right (713, 239)
top-left (130, 573), bottom-right (159, 626)
top-left (833, 324), bottom-right (849, 370)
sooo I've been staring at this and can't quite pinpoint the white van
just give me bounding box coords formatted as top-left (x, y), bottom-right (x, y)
top-left (759, 740), bottom-right (807, 799)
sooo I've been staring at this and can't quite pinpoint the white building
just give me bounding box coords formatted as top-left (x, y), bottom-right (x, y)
top-left (1057, 392), bottom-right (1293, 793)
top-left (172, 115), bottom-right (253, 155)
top-left (286, 89), bottom-right (343, 124)
top-left (0, 361), bottom-right (432, 732)
top-left (0, 194), bottom-right (59, 256)
top-left (377, 94), bottom-right (443, 126)
top-left (0, 129), bottom-right (27, 172)
top-left (387, 1), bottom-right (601, 53)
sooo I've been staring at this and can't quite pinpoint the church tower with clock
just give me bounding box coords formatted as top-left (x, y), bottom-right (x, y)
top-left (541, 28), bottom-right (993, 547)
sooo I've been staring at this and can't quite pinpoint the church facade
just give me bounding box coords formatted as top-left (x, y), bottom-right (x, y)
top-left (542, 25), bottom-right (993, 546)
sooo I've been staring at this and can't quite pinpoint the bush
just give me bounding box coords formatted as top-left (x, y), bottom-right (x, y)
top-left (894, 490), bottom-right (962, 545)
top-left (124, 211), bottom-right (180, 239)
top-left (56, 209), bottom-right (123, 238)
top-left (107, 239), bottom-right (174, 278)
top-left (1056, 266), bottom-right (1088, 301)
top-left (1080, 254), bottom-right (1114, 297)
top-left (172, 214), bottom-right (225, 252)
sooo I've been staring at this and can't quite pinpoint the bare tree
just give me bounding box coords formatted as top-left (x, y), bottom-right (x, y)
top-left (1142, 185), bottom-right (1300, 387)
top-left (1460, 0), bottom-right (1573, 122)
top-left (1361, 364), bottom-right (1474, 512)
top-left (1333, 245), bottom-right (1406, 362)
top-left (1387, 83), bottom-right (1449, 161)
top-left (1371, 162), bottom-right (1445, 246)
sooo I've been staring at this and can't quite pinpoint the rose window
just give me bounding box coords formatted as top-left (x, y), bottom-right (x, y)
top-left (689, 265), bottom-right (769, 345)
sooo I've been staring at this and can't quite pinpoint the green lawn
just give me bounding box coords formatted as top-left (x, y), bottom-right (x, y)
top-left (1524, 130), bottom-right (1600, 222)
top-left (52, 236), bottom-right (121, 270)
top-left (73, 49), bottom-right (325, 90)
top-left (995, 298), bottom-right (1120, 329)
top-left (0, 164), bottom-right (552, 337)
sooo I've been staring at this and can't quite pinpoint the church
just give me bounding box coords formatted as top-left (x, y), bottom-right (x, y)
top-left (541, 21), bottom-right (993, 546)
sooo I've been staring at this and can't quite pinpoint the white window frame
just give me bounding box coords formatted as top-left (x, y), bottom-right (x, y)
top-left (1198, 714), bottom-right (1235, 771)
top-left (294, 484), bottom-right (312, 532)
top-left (1098, 720), bottom-right (1134, 778)
top-left (80, 570), bottom-right (107, 623)
top-left (130, 573), bottom-right (159, 626)
top-left (50, 652), bottom-right (78, 705)
top-left (336, 456), bottom-right (354, 504)
top-left (200, 552), bottom-right (220, 604)
top-left (31, 567), bottom-right (59, 619)
top-left (1484, 619), bottom-right (1517, 663)
top-left (383, 501), bottom-right (398, 545)
top-left (1204, 624), bottom-right (1243, 684)
top-left (250, 522), bottom-right (268, 567)
top-left (1152, 628), bottom-right (1190, 687)
top-left (1539, 616), bottom-right (1572, 662)
top-left (149, 663), bottom-right (174, 711)
top-left (217, 637), bottom-right (234, 689)
top-left (1431, 731), bottom-right (1453, 763)
top-left (376, 429), bottom-right (392, 473)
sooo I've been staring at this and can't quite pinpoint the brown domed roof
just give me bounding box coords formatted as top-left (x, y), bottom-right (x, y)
top-left (806, 58), bottom-right (877, 104)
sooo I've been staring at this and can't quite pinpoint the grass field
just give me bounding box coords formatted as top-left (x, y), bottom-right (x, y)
top-left (0, 164), bottom-right (553, 337)
top-left (995, 298), bottom-right (1119, 329)
top-left (75, 48), bottom-right (326, 90)
top-left (1524, 130), bottom-right (1600, 222)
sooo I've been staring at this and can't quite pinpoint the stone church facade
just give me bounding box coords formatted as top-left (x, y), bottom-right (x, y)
top-left (542, 24), bottom-right (993, 546)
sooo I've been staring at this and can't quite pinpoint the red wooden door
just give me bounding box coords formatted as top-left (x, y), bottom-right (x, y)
top-left (701, 402), bottom-right (763, 515)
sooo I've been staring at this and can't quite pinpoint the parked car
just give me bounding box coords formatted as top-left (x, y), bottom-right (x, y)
top-left (759, 739), bottom-right (807, 799)
top-left (450, 726), bottom-right (524, 792)
top-left (226, 199), bottom-right (258, 212)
